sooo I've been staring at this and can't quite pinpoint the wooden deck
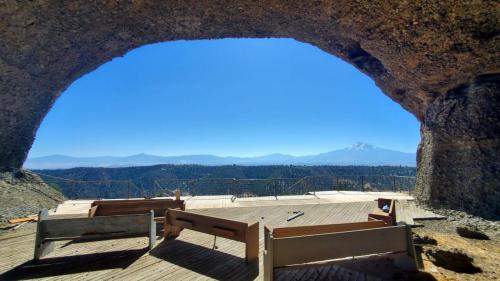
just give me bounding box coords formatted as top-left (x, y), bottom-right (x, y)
top-left (0, 200), bottom-right (439, 281)
top-left (395, 200), bottom-right (445, 225)
top-left (54, 191), bottom-right (413, 215)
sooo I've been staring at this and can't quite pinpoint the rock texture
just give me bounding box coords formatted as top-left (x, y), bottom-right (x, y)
top-left (0, 1), bottom-right (498, 216)
top-left (416, 75), bottom-right (500, 219)
top-left (0, 171), bottom-right (63, 228)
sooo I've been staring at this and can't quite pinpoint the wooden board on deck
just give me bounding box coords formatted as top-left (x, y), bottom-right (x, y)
top-left (395, 200), bottom-right (445, 225)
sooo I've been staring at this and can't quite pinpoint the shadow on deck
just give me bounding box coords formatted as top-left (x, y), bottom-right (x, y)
top-left (150, 239), bottom-right (259, 280)
top-left (0, 248), bottom-right (147, 280)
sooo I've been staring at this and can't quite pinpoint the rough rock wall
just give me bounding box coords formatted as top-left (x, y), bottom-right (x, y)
top-left (0, 1), bottom-right (499, 216)
top-left (416, 74), bottom-right (500, 219)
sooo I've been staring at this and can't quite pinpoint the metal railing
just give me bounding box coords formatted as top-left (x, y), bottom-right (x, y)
top-left (26, 173), bottom-right (416, 200)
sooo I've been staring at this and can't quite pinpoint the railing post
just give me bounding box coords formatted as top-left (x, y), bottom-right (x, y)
top-left (336, 176), bottom-right (338, 191)
top-left (175, 189), bottom-right (181, 201)
top-left (313, 177), bottom-right (316, 196)
top-left (306, 177), bottom-right (310, 194)
top-left (361, 176), bottom-right (364, 192)
top-left (127, 181), bottom-right (131, 199)
top-left (232, 178), bottom-right (236, 197)
top-left (393, 176), bottom-right (396, 192)
top-left (274, 180), bottom-right (277, 199)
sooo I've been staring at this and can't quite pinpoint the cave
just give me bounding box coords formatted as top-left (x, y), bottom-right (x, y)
top-left (0, 1), bottom-right (498, 218)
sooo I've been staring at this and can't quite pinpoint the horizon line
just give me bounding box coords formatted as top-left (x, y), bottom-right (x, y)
top-left (27, 143), bottom-right (417, 159)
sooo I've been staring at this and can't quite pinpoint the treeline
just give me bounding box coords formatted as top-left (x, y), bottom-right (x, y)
top-left (34, 165), bottom-right (416, 199)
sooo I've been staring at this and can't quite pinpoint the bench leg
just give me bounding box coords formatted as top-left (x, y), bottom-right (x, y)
top-left (163, 222), bottom-right (182, 238)
top-left (34, 210), bottom-right (54, 260)
top-left (245, 223), bottom-right (259, 264)
top-left (149, 210), bottom-right (156, 250)
top-left (34, 241), bottom-right (54, 260)
top-left (163, 221), bottom-right (171, 238)
top-left (164, 210), bottom-right (183, 238)
top-left (263, 230), bottom-right (274, 281)
top-left (263, 248), bottom-right (273, 280)
top-left (171, 226), bottom-right (183, 236)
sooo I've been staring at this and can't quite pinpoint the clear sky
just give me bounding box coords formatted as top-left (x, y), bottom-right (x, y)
top-left (28, 38), bottom-right (420, 158)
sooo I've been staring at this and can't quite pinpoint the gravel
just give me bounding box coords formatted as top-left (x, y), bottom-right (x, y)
top-left (420, 207), bottom-right (500, 238)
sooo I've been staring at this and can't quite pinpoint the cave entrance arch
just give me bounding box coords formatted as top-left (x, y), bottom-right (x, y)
top-left (29, 38), bottom-right (420, 165)
top-left (0, 2), bottom-right (498, 218)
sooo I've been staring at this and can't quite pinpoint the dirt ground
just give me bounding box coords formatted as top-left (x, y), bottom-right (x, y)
top-left (413, 218), bottom-right (499, 281)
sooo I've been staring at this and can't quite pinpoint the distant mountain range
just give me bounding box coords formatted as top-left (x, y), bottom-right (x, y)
top-left (25, 142), bottom-right (416, 169)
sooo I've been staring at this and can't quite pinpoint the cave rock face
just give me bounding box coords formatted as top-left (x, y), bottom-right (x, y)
top-left (416, 75), bottom-right (500, 219)
top-left (0, 1), bottom-right (498, 217)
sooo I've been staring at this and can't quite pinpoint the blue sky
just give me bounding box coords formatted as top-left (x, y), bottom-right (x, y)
top-left (29, 38), bottom-right (420, 158)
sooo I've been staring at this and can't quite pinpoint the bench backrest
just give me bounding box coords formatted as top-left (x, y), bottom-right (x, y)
top-left (35, 209), bottom-right (156, 260)
top-left (271, 225), bottom-right (411, 267)
top-left (165, 209), bottom-right (259, 263)
top-left (377, 198), bottom-right (396, 217)
top-left (90, 199), bottom-right (185, 217)
top-left (368, 198), bottom-right (396, 225)
top-left (270, 220), bottom-right (386, 238)
top-left (41, 214), bottom-right (152, 240)
top-left (166, 208), bottom-right (253, 242)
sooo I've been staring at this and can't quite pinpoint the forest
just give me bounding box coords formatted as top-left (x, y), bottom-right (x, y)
top-left (34, 165), bottom-right (417, 199)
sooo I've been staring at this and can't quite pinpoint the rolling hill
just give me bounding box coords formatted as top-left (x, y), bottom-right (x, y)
top-left (25, 142), bottom-right (415, 169)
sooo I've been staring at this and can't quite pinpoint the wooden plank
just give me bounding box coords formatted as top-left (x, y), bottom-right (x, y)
top-left (91, 198), bottom-right (176, 206)
top-left (264, 231), bottom-right (274, 281)
top-left (40, 213), bottom-right (151, 239)
top-left (245, 222), bottom-right (259, 264)
top-left (272, 226), bottom-right (408, 267)
top-left (367, 213), bottom-right (394, 226)
top-left (175, 218), bottom-right (194, 228)
top-left (92, 199), bottom-right (184, 217)
top-left (8, 215), bottom-right (37, 224)
top-left (166, 209), bottom-right (250, 242)
top-left (212, 226), bottom-right (237, 238)
top-left (88, 206), bottom-right (98, 218)
top-left (154, 217), bottom-right (165, 224)
top-left (264, 226), bottom-right (271, 251)
top-left (389, 200), bottom-right (396, 218)
top-left (43, 233), bottom-right (147, 241)
top-left (272, 220), bottom-right (386, 238)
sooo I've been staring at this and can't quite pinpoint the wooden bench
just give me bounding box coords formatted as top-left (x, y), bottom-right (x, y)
top-left (89, 198), bottom-right (185, 224)
top-left (368, 198), bottom-right (396, 226)
top-left (164, 209), bottom-right (259, 264)
top-left (34, 209), bottom-right (156, 260)
top-left (263, 221), bottom-right (417, 281)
